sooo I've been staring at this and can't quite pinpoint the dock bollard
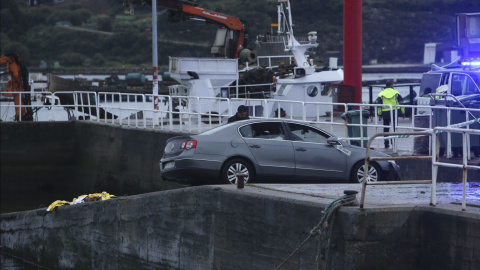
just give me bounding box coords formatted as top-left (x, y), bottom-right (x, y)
top-left (344, 190), bottom-right (359, 206)
top-left (236, 173), bottom-right (248, 189)
top-left (344, 190), bottom-right (358, 196)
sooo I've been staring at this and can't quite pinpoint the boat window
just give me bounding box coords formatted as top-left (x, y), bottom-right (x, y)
top-left (321, 83), bottom-right (331, 96)
top-left (277, 84), bottom-right (287, 95)
top-left (241, 122), bottom-right (285, 140)
top-left (295, 68), bottom-right (306, 78)
top-left (287, 123), bottom-right (329, 144)
top-left (306, 85), bottom-right (318, 97)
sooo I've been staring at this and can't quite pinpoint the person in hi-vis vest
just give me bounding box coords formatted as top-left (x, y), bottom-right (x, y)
top-left (376, 80), bottom-right (405, 148)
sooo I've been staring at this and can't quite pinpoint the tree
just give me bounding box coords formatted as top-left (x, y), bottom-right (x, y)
top-left (59, 52), bottom-right (84, 67)
top-left (2, 41), bottom-right (30, 62)
top-left (96, 15), bottom-right (112, 32)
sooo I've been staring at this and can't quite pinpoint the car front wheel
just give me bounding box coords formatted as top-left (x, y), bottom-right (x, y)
top-left (221, 159), bottom-right (254, 185)
top-left (350, 161), bottom-right (383, 183)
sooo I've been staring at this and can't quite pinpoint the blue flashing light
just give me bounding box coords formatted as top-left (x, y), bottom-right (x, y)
top-left (461, 59), bottom-right (480, 67)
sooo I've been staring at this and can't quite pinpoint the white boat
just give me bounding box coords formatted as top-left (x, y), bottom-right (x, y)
top-left (166, 0), bottom-right (344, 118)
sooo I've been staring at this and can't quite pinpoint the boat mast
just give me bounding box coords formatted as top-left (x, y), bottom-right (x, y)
top-left (152, 0), bottom-right (159, 124)
top-left (278, 0), bottom-right (317, 75)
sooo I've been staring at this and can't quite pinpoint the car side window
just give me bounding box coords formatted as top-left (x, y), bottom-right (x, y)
top-left (451, 73), bottom-right (480, 95)
top-left (240, 122), bottom-right (285, 140)
top-left (287, 123), bottom-right (329, 143)
top-left (239, 125), bottom-right (254, 137)
top-left (464, 75), bottom-right (480, 95)
top-left (465, 79), bottom-right (478, 95)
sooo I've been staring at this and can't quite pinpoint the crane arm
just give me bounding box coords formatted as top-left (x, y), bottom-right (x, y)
top-left (174, 4), bottom-right (245, 31)
top-left (125, 0), bottom-right (252, 60)
top-left (125, 0), bottom-right (246, 31)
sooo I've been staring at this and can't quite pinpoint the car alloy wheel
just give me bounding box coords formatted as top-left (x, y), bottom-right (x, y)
top-left (351, 161), bottom-right (382, 183)
top-left (222, 159), bottom-right (253, 185)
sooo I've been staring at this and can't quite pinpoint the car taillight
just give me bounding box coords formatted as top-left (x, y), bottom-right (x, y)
top-left (180, 140), bottom-right (197, 150)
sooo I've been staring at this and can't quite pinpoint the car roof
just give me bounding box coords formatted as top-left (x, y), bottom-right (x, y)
top-left (218, 118), bottom-right (336, 137)
top-left (428, 69), bottom-right (479, 76)
top-left (227, 118), bottom-right (306, 126)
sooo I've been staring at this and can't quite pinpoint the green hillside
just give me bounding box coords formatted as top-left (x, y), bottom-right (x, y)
top-left (1, 0), bottom-right (479, 71)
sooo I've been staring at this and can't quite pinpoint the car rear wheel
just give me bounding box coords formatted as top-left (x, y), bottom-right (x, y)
top-left (350, 161), bottom-right (383, 183)
top-left (221, 159), bottom-right (254, 185)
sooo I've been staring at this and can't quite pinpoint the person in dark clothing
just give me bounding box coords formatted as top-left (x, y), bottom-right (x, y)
top-left (228, 105), bottom-right (250, 123)
top-left (422, 87), bottom-right (432, 97)
top-left (274, 107), bottom-right (289, 118)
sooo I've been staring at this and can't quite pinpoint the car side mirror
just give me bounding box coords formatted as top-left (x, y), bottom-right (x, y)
top-left (327, 137), bottom-right (341, 146)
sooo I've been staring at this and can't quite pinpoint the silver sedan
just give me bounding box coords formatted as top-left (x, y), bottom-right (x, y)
top-left (160, 119), bottom-right (400, 185)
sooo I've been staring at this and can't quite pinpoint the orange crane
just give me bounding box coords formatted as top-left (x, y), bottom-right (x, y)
top-left (125, 0), bottom-right (255, 62)
top-left (0, 54), bottom-right (33, 121)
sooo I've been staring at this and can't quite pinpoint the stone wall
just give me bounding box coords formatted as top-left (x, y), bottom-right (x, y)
top-left (1, 121), bottom-right (478, 213)
top-left (1, 121), bottom-right (184, 213)
top-left (1, 186), bottom-right (479, 270)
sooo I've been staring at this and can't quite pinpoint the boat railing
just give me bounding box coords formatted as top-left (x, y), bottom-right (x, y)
top-left (219, 83), bottom-right (274, 99)
top-left (256, 55), bottom-right (295, 69)
top-left (168, 84), bottom-right (189, 96)
top-left (2, 91), bottom-right (479, 159)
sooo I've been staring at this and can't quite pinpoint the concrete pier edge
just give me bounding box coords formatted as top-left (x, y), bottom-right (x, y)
top-left (1, 121), bottom-right (479, 269)
top-left (1, 185), bottom-right (479, 270)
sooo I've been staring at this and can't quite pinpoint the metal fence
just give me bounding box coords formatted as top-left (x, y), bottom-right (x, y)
top-left (360, 128), bottom-right (480, 211)
top-left (2, 90), bottom-right (479, 158)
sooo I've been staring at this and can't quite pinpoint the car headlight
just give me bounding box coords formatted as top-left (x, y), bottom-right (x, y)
top-left (388, 160), bottom-right (397, 165)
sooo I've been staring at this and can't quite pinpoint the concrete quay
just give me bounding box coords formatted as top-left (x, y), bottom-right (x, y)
top-left (1, 184), bottom-right (479, 270)
top-left (1, 120), bottom-right (478, 213)
top-left (1, 121), bottom-right (479, 269)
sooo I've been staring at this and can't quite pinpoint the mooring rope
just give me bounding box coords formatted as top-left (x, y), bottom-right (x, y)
top-left (274, 191), bottom-right (359, 270)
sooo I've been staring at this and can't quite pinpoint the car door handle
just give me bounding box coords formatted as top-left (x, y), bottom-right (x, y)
top-left (249, 145), bottom-right (261, 148)
top-left (295, 147), bottom-right (306, 152)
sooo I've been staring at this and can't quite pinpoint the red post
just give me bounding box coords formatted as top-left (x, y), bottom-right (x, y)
top-left (343, 0), bottom-right (363, 105)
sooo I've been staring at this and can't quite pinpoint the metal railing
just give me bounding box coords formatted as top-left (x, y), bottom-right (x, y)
top-left (360, 128), bottom-right (480, 211)
top-left (2, 91), bottom-right (479, 157)
top-left (432, 127), bottom-right (480, 211)
top-left (360, 131), bottom-right (439, 209)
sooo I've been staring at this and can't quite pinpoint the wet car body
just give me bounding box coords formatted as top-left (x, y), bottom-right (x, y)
top-left (160, 119), bottom-right (400, 185)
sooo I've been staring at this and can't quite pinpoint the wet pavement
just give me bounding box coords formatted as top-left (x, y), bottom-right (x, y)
top-left (235, 182), bottom-right (480, 214)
